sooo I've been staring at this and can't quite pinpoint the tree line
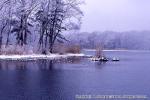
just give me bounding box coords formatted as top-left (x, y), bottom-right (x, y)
top-left (67, 31), bottom-right (150, 50)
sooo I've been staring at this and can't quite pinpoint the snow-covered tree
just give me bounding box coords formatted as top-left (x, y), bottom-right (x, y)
top-left (0, 0), bottom-right (83, 54)
top-left (36, 0), bottom-right (83, 53)
top-left (11, 0), bottom-right (38, 46)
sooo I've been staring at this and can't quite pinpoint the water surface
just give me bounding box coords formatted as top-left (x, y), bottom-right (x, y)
top-left (0, 51), bottom-right (149, 100)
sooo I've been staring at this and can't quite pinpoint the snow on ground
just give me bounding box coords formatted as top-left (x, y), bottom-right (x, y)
top-left (0, 53), bottom-right (85, 60)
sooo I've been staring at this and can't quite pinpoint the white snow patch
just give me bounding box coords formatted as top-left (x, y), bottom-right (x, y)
top-left (0, 53), bottom-right (85, 60)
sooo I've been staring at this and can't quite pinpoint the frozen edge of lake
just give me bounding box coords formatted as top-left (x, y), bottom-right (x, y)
top-left (0, 53), bottom-right (85, 60)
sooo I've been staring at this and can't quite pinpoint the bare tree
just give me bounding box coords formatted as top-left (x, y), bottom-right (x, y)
top-left (0, 0), bottom-right (12, 49)
top-left (36, 0), bottom-right (83, 53)
top-left (11, 0), bottom-right (38, 46)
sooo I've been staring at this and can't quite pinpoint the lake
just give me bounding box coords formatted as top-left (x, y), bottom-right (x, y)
top-left (0, 51), bottom-right (149, 100)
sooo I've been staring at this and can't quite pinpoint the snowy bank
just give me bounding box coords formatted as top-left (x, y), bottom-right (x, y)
top-left (0, 54), bottom-right (85, 60)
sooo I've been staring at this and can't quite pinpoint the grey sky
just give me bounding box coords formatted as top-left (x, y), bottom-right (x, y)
top-left (81, 0), bottom-right (150, 32)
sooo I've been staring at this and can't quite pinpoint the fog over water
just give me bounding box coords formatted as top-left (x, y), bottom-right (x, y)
top-left (81, 0), bottom-right (150, 32)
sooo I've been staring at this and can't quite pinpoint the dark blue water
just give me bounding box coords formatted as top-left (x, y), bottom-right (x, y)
top-left (0, 51), bottom-right (149, 100)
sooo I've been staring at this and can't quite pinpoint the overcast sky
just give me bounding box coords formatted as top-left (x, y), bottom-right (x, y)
top-left (81, 0), bottom-right (150, 32)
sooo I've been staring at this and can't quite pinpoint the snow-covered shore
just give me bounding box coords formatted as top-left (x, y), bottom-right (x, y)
top-left (0, 53), bottom-right (85, 60)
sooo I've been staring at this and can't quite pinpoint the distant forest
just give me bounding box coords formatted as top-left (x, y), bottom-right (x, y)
top-left (67, 31), bottom-right (150, 50)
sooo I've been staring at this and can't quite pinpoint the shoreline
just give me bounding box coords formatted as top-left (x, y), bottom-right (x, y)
top-left (0, 53), bottom-right (85, 60)
top-left (83, 49), bottom-right (150, 52)
top-left (0, 49), bottom-right (149, 61)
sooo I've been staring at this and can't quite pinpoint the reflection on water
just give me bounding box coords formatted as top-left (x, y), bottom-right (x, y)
top-left (0, 57), bottom-right (83, 71)
top-left (0, 51), bottom-right (150, 100)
